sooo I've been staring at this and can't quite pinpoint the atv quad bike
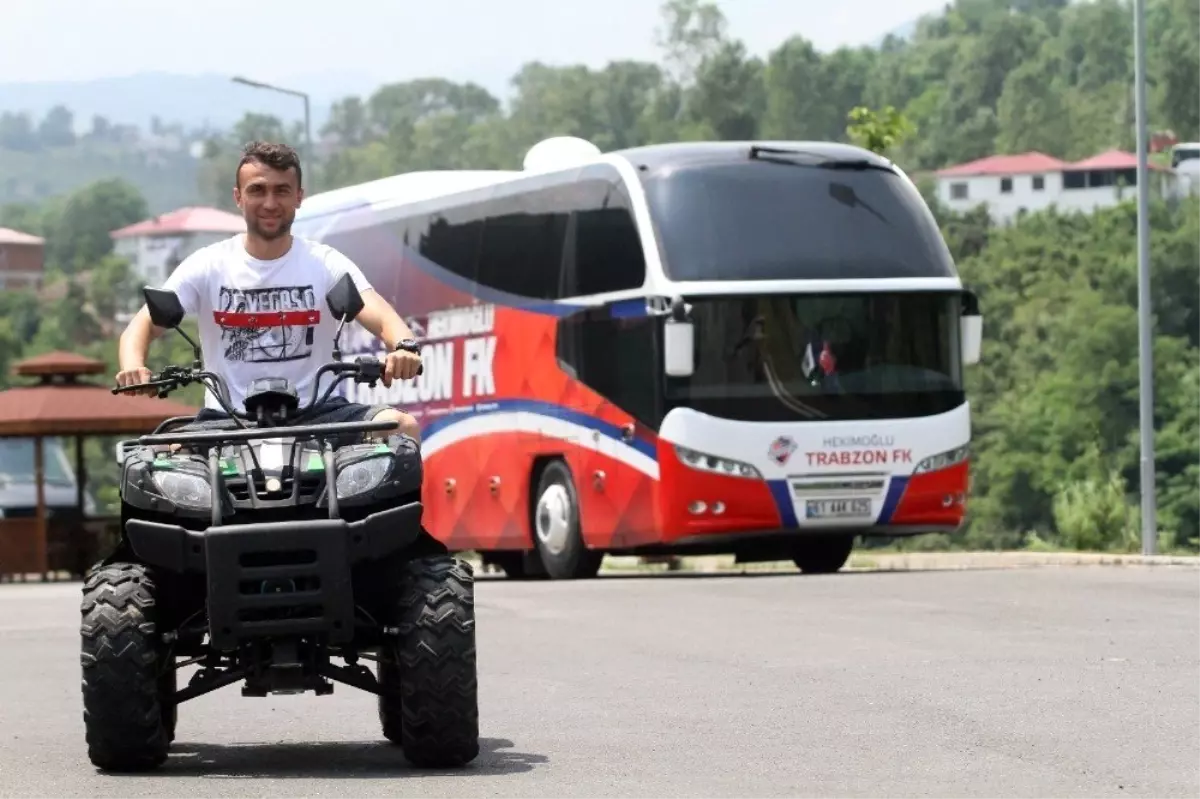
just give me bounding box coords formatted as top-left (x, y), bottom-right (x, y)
top-left (81, 275), bottom-right (478, 772)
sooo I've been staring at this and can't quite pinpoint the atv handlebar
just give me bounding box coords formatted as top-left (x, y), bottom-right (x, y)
top-left (111, 354), bottom-right (424, 424)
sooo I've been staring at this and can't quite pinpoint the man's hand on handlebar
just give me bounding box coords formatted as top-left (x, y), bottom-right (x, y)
top-left (382, 348), bottom-right (422, 386)
top-left (114, 365), bottom-right (157, 397)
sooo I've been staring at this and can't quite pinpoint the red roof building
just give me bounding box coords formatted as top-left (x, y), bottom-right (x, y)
top-left (108, 206), bottom-right (247, 320)
top-left (933, 148), bottom-right (1178, 224)
top-left (935, 152), bottom-right (1067, 178)
top-left (0, 226), bottom-right (46, 292)
top-left (109, 206), bottom-right (245, 240)
top-left (1062, 149), bottom-right (1171, 173)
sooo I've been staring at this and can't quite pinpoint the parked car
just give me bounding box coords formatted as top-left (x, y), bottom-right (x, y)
top-left (0, 437), bottom-right (96, 519)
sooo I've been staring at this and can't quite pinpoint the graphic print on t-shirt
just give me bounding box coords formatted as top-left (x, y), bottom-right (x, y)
top-left (214, 285), bottom-right (322, 363)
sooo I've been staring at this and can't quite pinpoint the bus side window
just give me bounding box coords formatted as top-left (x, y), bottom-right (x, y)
top-left (476, 189), bottom-right (569, 300)
top-left (562, 179), bottom-right (646, 297)
top-left (417, 207), bottom-right (485, 285)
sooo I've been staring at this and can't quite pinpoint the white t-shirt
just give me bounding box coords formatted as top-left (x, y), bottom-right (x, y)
top-left (161, 234), bottom-right (374, 413)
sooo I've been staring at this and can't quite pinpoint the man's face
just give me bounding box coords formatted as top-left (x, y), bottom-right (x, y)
top-left (234, 161), bottom-right (304, 241)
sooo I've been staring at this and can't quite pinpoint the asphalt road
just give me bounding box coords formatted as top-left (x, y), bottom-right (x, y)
top-left (1, 565), bottom-right (1197, 798)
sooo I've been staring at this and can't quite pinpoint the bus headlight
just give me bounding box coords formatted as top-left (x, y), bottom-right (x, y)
top-left (674, 445), bottom-right (761, 479)
top-left (914, 445), bottom-right (969, 474)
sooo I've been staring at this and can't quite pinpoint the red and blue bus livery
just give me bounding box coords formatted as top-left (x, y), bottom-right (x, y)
top-left (293, 137), bottom-right (983, 579)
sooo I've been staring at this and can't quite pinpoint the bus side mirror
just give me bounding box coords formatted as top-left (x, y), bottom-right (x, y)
top-left (961, 289), bottom-right (982, 366)
top-left (664, 296), bottom-right (694, 378)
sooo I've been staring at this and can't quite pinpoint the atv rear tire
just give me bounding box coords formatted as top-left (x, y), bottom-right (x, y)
top-left (80, 563), bottom-right (172, 772)
top-left (378, 555), bottom-right (479, 768)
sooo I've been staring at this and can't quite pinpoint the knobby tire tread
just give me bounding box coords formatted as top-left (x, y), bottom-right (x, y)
top-left (80, 562), bottom-right (170, 772)
top-left (378, 555), bottom-right (479, 768)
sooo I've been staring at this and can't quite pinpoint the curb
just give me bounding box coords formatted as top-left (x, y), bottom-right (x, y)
top-left (842, 551), bottom-right (1200, 571)
top-left (591, 551), bottom-right (1200, 574)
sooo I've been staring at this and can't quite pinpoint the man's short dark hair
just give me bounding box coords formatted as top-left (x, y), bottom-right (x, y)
top-left (236, 141), bottom-right (303, 189)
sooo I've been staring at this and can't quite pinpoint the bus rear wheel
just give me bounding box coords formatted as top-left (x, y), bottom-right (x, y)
top-left (531, 460), bottom-right (603, 580)
top-left (792, 534), bottom-right (855, 574)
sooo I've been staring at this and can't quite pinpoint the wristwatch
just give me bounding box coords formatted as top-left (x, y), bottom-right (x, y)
top-left (394, 338), bottom-right (421, 354)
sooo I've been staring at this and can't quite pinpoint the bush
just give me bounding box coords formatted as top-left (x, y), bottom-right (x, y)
top-left (1052, 470), bottom-right (1139, 552)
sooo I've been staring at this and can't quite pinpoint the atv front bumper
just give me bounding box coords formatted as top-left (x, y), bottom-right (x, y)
top-left (124, 502), bottom-right (422, 650)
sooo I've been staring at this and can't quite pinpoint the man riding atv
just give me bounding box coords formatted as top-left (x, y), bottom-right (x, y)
top-left (116, 140), bottom-right (423, 439)
top-left (89, 140), bottom-right (479, 773)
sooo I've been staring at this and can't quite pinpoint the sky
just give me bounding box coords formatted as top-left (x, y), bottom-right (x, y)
top-left (3, 0), bottom-right (948, 98)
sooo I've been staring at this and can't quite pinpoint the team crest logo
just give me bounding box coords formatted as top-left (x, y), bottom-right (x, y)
top-left (768, 435), bottom-right (797, 466)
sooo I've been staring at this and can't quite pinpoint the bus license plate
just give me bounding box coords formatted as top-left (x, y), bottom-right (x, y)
top-left (805, 498), bottom-right (872, 520)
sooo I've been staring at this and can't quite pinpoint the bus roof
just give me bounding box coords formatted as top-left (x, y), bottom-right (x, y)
top-left (296, 138), bottom-right (899, 221)
top-left (296, 169), bottom-right (520, 221)
top-left (609, 140), bottom-right (897, 176)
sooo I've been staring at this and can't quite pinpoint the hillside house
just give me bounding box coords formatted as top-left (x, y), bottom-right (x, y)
top-left (110, 206), bottom-right (245, 287)
top-left (0, 227), bottom-right (46, 292)
top-left (934, 149), bottom-right (1176, 224)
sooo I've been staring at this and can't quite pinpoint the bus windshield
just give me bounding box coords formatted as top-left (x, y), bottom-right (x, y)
top-left (641, 158), bottom-right (957, 281)
top-left (665, 292), bottom-right (964, 421)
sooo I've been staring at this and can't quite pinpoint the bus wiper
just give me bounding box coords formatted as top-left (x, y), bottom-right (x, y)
top-left (748, 146), bottom-right (886, 170)
top-left (829, 181), bottom-right (889, 226)
top-left (728, 316), bottom-right (765, 358)
top-left (725, 315), bottom-right (827, 419)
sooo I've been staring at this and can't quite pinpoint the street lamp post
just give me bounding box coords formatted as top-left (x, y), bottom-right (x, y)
top-left (231, 76), bottom-right (313, 170)
top-left (1131, 0), bottom-right (1157, 555)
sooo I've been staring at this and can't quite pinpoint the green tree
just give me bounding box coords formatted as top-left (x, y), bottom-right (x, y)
top-left (654, 0), bottom-right (729, 85)
top-left (760, 36), bottom-right (835, 140)
top-left (994, 40), bottom-right (1072, 156)
top-left (679, 41), bottom-right (765, 140)
top-left (1148, 0), bottom-right (1200, 137)
top-left (44, 178), bottom-right (148, 273)
top-left (36, 105), bottom-right (76, 148)
top-left (845, 105), bottom-right (915, 156)
top-left (87, 254), bottom-right (139, 322)
top-left (0, 111), bottom-right (39, 151)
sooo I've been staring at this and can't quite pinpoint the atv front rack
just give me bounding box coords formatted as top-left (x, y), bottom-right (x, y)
top-left (137, 418), bottom-right (399, 447)
top-left (135, 418), bottom-right (402, 525)
top-left (126, 501), bottom-right (423, 651)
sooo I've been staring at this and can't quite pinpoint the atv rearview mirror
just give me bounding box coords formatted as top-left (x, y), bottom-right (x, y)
top-left (326, 274), bottom-right (365, 361)
top-left (144, 287), bottom-right (185, 329)
top-left (144, 286), bottom-right (201, 368)
top-left (326, 274), bottom-right (365, 322)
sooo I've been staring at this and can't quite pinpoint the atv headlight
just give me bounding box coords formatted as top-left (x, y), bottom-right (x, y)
top-left (152, 470), bottom-right (212, 509)
top-left (336, 456), bottom-right (392, 498)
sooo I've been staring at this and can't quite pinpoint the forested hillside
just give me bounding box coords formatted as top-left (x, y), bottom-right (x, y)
top-left (189, 0), bottom-right (1197, 198)
top-left (0, 0), bottom-right (1196, 552)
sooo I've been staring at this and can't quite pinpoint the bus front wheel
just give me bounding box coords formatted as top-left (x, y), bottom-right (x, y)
top-left (791, 534), bottom-right (855, 574)
top-left (531, 460), bottom-right (603, 580)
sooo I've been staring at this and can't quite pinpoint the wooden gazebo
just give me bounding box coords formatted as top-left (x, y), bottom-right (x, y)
top-left (0, 351), bottom-right (197, 579)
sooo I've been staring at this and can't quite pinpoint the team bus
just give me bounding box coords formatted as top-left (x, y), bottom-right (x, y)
top-left (291, 137), bottom-right (983, 579)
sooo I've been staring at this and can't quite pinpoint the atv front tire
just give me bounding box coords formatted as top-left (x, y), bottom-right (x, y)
top-left (80, 563), bottom-right (172, 772)
top-left (379, 555), bottom-right (479, 768)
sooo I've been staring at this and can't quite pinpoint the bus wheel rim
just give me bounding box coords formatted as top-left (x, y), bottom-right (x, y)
top-left (535, 483), bottom-right (572, 556)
